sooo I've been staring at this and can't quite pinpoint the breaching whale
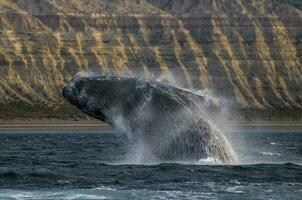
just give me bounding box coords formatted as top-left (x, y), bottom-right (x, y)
top-left (62, 72), bottom-right (237, 163)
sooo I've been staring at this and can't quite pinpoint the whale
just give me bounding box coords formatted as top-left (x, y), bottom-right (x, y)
top-left (62, 72), bottom-right (237, 163)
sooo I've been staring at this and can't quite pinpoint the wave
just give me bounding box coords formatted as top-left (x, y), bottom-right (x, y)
top-left (259, 152), bottom-right (282, 156)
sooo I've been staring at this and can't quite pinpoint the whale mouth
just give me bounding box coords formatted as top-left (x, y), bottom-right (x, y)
top-left (62, 81), bottom-right (80, 106)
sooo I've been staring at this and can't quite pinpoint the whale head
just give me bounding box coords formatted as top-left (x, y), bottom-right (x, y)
top-left (62, 72), bottom-right (146, 124)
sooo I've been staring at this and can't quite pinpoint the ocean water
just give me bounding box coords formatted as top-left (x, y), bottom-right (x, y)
top-left (0, 129), bottom-right (301, 199)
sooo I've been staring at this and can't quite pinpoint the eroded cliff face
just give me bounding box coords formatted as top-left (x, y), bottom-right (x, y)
top-left (0, 0), bottom-right (301, 119)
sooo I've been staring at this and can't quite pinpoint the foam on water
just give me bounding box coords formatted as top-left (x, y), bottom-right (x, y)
top-left (260, 152), bottom-right (282, 156)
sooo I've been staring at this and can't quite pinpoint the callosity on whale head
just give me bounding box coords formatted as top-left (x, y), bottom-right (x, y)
top-left (63, 72), bottom-right (237, 163)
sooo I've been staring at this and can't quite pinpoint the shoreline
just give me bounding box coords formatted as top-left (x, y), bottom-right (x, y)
top-left (0, 120), bottom-right (302, 132)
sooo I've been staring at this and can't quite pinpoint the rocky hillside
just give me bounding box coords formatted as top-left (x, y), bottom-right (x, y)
top-left (0, 0), bottom-right (301, 119)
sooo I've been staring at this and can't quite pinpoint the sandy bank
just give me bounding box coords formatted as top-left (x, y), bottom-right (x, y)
top-left (0, 119), bottom-right (301, 132)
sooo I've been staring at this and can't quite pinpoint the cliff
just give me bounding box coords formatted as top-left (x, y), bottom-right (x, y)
top-left (0, 0), bottom-right (301, 120)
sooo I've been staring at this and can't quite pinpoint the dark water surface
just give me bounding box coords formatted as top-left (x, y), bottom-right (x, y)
top-left (0, 130), bottom-right (301, 199)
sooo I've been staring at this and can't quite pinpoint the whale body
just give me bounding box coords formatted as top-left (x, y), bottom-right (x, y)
top-left (62, 72), bottom-right (236, 163)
